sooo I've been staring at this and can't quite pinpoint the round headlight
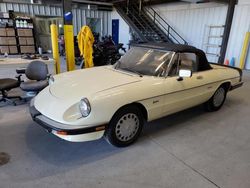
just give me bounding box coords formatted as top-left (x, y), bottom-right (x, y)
top-left (79, 98), bottom-right (91, 117)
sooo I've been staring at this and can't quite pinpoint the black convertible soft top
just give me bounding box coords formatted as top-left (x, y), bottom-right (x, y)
top-left (131, 43), bottom-right (212, 71)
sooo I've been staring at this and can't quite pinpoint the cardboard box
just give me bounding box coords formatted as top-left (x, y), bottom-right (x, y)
top-left (0, 37), bottom-right (8, 45)
top-left (0, 28), bottom-right (6, 36)
top-left (17, 29), bottom-right (26, 36)
top-left (0, 46), bottom-right (9, 54)
top-left (26, 37), bottom-right (34, 45)
top-left (6, 28), bottom-right (15, 36)
top-left (26, 46), bottom-right (35, 53)
top-left (20, 45), bottom-right (35, 54)
top-left (25, 29), bottom-right (33, 37)
top-left (8, 37), bottom-right (17, 45)
top-left (9, 46), bottom-right (18, 54)
top-left (18, 37), bottom-right (26, 45)
top-left (20, 46), bottom-right (27, 53)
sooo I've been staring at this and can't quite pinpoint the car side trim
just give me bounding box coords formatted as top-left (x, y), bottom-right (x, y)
top-left (138, 77), bottom-right (240, 102)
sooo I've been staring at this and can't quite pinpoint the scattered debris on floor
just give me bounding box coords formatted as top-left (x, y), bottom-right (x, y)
top-left (0, 152), bottom-right (10, 166)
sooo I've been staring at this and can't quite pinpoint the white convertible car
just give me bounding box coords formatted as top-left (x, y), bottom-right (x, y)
top-left (30, 43), bottom-right (243, 147)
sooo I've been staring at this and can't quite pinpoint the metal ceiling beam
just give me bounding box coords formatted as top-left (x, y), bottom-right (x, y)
top-left (72, 0), bottom-right (113, 6)
top-left (145, 0), bottom-right (180, 5)
top-left (109, 0), bottom-right (127, 3)
top-left (71, 0), bottom-right (232, 6)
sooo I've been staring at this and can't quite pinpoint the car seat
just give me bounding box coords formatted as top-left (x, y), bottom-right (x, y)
top-left (19, 61), bottom-right (49, 93)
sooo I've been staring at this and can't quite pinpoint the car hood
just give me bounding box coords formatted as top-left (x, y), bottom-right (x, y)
top-left (49, 66), bottom-right (141, 100)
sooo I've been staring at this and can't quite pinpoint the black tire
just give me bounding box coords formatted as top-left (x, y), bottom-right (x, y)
top-left (105, 105), bottom-right (144, 147)
top-left (205, 85), bottom-right (227, 112)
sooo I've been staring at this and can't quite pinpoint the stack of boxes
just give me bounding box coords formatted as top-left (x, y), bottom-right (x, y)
top-left (0, 13), bottom-right (36, 54)
top-left (0, 28), bottom-right (18, 54)
top-left (17, 28), bottom-right (35, 54)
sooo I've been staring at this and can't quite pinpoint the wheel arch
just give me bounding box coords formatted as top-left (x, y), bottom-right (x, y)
top-left (220, 81), bottom-right (231, 92)
top-left (110, 102), bottom-right (148, 123)
top-left (132, 102), bottom-right (148, 122)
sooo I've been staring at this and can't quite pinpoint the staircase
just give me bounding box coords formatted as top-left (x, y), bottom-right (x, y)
top-left (115, 2), bottom-right (188, 44)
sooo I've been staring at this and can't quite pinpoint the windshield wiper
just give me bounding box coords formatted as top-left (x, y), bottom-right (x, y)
top-left (122, 67), bottom-right (143, 77)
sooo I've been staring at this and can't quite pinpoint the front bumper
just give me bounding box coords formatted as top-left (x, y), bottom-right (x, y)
top-left (30, 103), bottom-right (107, 141)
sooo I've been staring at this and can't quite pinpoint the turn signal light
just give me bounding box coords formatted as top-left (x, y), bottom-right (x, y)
top-left (56, 131), bottom-right (68, 135)
top-left (95, 126), bottom-right (105, 131)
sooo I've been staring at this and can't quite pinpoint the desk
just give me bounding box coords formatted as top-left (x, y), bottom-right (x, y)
top-left (0, 58), bottom-right (55, 78)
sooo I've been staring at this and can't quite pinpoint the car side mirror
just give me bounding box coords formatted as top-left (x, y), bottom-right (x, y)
top-left (177, 69), bottom-right (192, 81)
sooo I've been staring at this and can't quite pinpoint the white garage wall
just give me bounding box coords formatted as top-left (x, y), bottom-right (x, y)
top-left (111, 10), bottom-right (130, 50)
top-left (151, 2), bottom-right (228, 62)
top-left (225, 0), bottom-right (250, 69)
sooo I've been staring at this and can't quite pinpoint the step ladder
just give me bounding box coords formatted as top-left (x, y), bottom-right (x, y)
top-left (203, 25), bottom-right (225, 63)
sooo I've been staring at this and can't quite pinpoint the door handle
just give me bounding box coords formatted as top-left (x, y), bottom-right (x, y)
top-left (196, 75), bottom-right (203, 80)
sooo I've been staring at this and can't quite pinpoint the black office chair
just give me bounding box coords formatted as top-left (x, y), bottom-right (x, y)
top-left (0, 78), bottom-right (21, 105)
top-left (18, 61), bottom-right (49, 93)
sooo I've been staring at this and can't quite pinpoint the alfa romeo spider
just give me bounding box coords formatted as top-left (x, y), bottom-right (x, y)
top-left (30, 43), bottom-right (243, 147)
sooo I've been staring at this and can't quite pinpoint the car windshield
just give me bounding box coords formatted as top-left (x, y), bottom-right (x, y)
top-left (115, 47), bottom-right (174, 77)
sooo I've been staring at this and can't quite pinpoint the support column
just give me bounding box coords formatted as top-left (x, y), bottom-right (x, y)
top-left (63, 0), bottom-right (75, 71)
top-left (50, 24), bottom-right (60, 74)
top-left (218, 0), bottom-right (237, 64)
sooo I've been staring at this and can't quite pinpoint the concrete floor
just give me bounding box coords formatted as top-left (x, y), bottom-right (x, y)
top-left (0, 63), bottom-right (250, 188)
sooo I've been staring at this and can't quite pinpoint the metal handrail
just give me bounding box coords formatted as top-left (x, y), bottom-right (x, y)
top-left (115, 5), bottom-right (148, 42)
top-left (144, 6), bottom-right (188, 45)
top-left (128, 10), bottom-right (151, 34)
top-left (128, 6), bottom-right (158, 41)
top-left (145, 8), bottom-right (178, 43)
top-left (129, 4), bottom-right (168, 42)
top-left (118, 5), bottom-right (148, 32)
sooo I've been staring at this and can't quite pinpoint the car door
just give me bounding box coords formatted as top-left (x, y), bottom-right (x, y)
top-left (162, 52), bottom-right (213, 116)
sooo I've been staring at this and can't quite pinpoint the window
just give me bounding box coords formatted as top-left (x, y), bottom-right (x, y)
top-left (168, 54), bottom-right (179, 76)
top-left (168, 52), bottom-right (199, 77)
top-left (115, 47), bottom-right (174, 77)
top-left (179, 53), bottom-right (198, 72)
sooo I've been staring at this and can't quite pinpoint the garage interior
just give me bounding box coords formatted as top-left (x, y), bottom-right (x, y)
top-left (0, 0), bottom-right (250, 188)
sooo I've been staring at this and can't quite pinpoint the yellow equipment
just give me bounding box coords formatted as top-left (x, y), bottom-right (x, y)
top-left (50, 24), bottom-right (60, 74)
top-left (239, 32), bottom-right (250, 70)
top-left (77, 26), bottom-right (95, 68)
top-left (64, 25), bottom-right (75, 71)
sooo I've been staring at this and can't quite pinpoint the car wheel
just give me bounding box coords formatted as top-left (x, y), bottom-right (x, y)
top-left (105, 105), bottom-right (144, 147)
top-left (205, 86), bottom-right (227, 112)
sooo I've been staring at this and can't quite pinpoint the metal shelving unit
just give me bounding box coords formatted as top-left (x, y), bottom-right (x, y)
top-left (0, 11), bottom-right (36, 54)
top-left (0, 16), bottom-right (18, 54)
top-left (14, 17), bottom-right (36, 54)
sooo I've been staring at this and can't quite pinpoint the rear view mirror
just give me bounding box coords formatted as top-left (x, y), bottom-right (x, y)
top-left (179, 69), bottom-right (192, 78)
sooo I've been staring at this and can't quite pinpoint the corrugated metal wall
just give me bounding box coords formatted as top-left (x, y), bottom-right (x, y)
top-left (152, 2), bottom-right (228, 63)
top-left (72, 8), bottom-right (111, 36)
top-left (0, 3), bottom-right (62, 17)
top-left (225, 1), bottom-right (250, 69)
top-left (0, 2), bottom-right (111, 36)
